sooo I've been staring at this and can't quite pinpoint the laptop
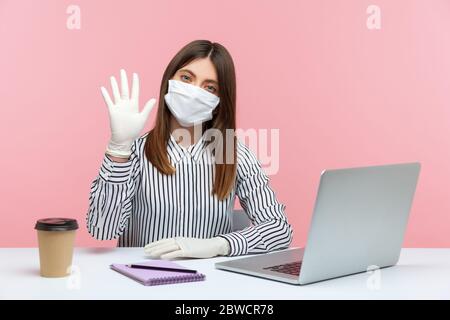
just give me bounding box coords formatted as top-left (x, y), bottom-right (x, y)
top-left (215, 162), bottom-right (421, 285)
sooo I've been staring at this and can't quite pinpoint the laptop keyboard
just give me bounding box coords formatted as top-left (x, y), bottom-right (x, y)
top-left (263, 261), bottom-right (302, 276)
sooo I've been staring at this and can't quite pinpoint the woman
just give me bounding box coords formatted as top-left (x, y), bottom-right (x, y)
top-left (87, 40), bottom-right (293, 259)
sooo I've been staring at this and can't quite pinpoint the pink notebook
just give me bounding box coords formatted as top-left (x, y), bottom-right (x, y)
top-left (110, 260), bottom-right (206, 286)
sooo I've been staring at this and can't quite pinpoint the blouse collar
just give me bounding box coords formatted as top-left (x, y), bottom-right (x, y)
top-left (167, 131), bottom-right (209, 165)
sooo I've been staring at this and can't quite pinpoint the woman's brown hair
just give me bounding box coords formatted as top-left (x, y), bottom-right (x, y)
top-left (144, 40), bottom-right (237, 200)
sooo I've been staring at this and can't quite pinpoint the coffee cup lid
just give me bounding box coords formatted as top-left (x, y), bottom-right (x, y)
top-left (35, 218), bottom-right (79, 231)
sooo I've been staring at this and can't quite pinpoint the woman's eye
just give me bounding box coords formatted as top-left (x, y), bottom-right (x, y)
top-left (205, 86), bottom-right (217, 93)
top-left (181, 74), bottom-right (191, 81)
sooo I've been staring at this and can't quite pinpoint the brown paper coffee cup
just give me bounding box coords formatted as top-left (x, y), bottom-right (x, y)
top-left (35, 218), bottom-right (79, 278)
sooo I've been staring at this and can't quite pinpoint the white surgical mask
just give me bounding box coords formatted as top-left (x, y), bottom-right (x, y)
top-left (164, 79), bottom-right (220, 127)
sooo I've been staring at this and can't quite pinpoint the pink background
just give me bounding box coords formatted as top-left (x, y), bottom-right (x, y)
top-left (1, 0), bottom-right (449, 248)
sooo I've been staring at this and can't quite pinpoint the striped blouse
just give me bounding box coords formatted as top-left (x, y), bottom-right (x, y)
top-left (86, 131), bottom-right (293, 256)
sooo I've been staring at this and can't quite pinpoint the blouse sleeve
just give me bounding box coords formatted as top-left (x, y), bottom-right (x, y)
top-left (218, 139), bottom-right (294, 256)
top-left (86, 136), bottom-right (145, 240)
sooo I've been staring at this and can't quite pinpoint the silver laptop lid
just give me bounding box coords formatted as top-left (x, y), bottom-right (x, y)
top-left (299, 162), bottom-right (421, 284)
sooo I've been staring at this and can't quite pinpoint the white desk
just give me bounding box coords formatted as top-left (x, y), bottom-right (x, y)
top-left (1, 248), bottom-right (449, 300)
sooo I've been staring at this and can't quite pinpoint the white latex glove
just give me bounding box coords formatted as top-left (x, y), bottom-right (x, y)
top-left (101, 69), bottom-right (156, 158)
top-left (144, 237), bottom-right (231, 259)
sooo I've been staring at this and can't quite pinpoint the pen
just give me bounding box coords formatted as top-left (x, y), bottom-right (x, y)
top-left (126, 264), bottom-right (198, 274)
